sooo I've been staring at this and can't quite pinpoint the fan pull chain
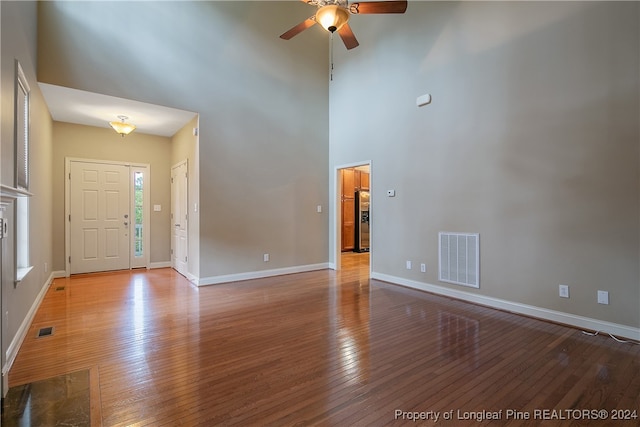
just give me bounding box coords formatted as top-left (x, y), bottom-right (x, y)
top-left (330, 32), bottom-right (334, 81)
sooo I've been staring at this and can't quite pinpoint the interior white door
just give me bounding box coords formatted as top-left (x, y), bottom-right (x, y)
top-left (171, 161), bottom-right (188, 276)
top-left (70, 161), bottom-right (130, 274)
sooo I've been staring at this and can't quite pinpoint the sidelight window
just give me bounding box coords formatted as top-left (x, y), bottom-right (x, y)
top-left (133, 171), bottom-right (144, 258)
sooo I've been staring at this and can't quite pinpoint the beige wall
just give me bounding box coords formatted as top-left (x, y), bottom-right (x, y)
top-left (38, 1), bottom-right (330, 281)
top-left (171, 115), bottom-right (200, 279)
top-left (51, 122), bottom-right (172, 271)
top-left (1, 0), bottom-right (54, 384)
top-left (330, 2), bottom-right (639, 328)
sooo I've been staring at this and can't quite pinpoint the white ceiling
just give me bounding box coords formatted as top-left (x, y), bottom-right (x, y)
top-left (39, 83), bottom-right (197, 138)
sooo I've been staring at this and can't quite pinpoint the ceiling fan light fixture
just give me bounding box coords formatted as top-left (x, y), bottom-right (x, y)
top-left (109, 115), bottom-right (136, 137)
top-left (316, 5), bottom-right (349, 33)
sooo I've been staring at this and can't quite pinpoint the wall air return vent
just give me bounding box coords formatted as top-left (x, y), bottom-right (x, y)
top-left (439, 232), bottom-right (479, 288)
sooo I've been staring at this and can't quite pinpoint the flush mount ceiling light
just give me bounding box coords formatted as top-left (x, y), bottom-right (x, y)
top-left (109, 115), bottom-right (136, 137)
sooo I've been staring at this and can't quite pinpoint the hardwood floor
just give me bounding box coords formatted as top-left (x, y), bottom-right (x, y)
top-left (8, 253), bottom-right (640, 426)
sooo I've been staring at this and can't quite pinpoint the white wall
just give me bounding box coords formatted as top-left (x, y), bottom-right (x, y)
top-left (330, 1), bottom-right (639, 330)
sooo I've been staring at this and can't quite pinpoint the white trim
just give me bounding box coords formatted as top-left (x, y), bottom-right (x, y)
top-left (0, 184), bottom-right (33, 198)
top-left (186, 272), bottom-right (199, 285)
top-left (16, 61), bottom-right (30, 93)
top-left (15, 266), bottom-right (34, 283)
top-left (52, 270), bottom-right (67, 279)
top-left (149, 261), bottom-right (172, 269)
top-left (198, 263), bottom-right (330, 286)
top-left (3, 271), bottom-right (54, 381)
top-left (65, 157), bottom-right (150, 168)
top-left (370, 272), bottom-right (640, 341)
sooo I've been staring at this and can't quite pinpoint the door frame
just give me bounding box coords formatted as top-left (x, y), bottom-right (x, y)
top-left (64, 157), bottom-right (150, 276)
top-left (332, 160), bottom-right (372, 272)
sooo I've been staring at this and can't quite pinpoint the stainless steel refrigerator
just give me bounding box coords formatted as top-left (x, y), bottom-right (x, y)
top-left (355, 190), bottom-right (370, 252)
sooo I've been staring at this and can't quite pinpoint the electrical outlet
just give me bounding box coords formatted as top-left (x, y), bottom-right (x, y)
top-left (559, 284), bottom-right (569, 298)
top-left (263, 253), bottom-right (270, 262)
top-left (406, 260), bottom-right (412, 270)
top-left (597, 290), bottom-right (609, 305)
top-left (420, 263), bottom-right (426, 273)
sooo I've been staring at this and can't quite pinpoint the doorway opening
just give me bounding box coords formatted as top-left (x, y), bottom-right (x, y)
top-left (334, 162), bottom-right (371, 273)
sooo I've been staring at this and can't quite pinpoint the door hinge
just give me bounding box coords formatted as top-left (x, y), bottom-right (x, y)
top-left (69, 214), bottom-right (71, 222)
top-left (185, 256), bottom-right (188, 262)
top-left (68, 256), bottom-right (71, 263)
top-left (171, 177), bottom-right (174, 183)
top-left (69, 173), bottom-right (71, 180)
top-left (170, 249), bottom-right (173, 255)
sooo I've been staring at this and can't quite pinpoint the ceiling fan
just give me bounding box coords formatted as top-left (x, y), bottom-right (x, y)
top-left (280, 0), bottom-right (408, 50)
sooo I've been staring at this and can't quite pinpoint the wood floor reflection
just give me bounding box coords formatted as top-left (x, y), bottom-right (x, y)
top-left (8, 254), bottom-right (640, 426)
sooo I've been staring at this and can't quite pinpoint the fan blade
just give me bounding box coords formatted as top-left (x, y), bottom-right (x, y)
top-left (349, 1), bottom-right (408, 14)
top-left (337, 23), bottom-right (359, 50)
top-left (280, 17), bottom-right (317, 40)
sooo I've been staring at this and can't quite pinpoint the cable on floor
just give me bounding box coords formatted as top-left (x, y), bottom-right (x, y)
top-left (581, 330), bottom-right (639, 344)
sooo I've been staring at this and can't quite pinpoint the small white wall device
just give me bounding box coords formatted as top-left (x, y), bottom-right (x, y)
top-left (416, 93), bottom-right (432, 107)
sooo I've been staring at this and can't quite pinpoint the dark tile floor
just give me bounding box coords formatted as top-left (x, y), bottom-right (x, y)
top-left (1, 370), bottom-right (90, 427)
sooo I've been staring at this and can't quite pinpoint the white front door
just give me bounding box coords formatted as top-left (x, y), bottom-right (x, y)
top-left (70, 161), bottom-right (130, 274)
top-left (171, 161), bottom-right (188, 276)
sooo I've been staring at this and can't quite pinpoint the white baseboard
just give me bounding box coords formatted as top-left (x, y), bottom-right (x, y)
top-left (147, 263), bottom-right (199, 286)
top-left (149, 261), bottom-right (172, 269)
top-left (3, 271), bottom-right (55, 386)
top-left (185, 272), bottom-right (199, 285)
top-left (371, 272), bottom-right (640, 341)
top-left (52, 270), bottom-right (66, 279)
top-left (198, 263), bottom-right (330, 286)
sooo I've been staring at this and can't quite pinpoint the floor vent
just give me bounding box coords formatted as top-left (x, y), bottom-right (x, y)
top-left (439, 232), bottom-right (480, 288)
top-left (37, 327), bottom-right (54, 338)
top-left (55, 286), bottom-right (65, 291)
